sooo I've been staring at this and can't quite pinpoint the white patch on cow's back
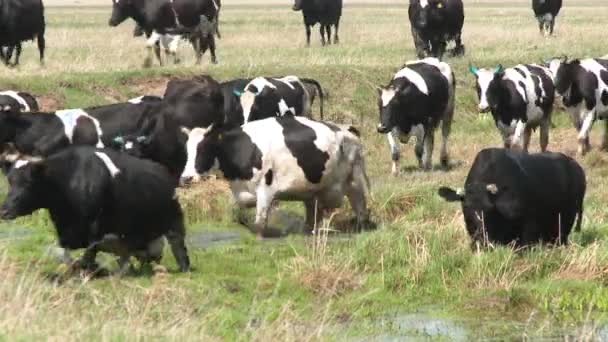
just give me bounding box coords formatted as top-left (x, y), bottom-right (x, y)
top-left (503, 67), bottom-right (528, 102)
top-left (0, 91), bottom-right (30, 112)
top-left (94, 152), bottom-right (120, 177)
top-left (275, 76), bottom-right (298, 90)
top-left (394, 67), bottom-right (429, 95)
top-left (128, 96), bottom-right (144, 104)
top-left (14, 160), bottom-right (29, 169)
top-left (247, 77), bottom-right (277, 94)
top-left (55, 109), bottom-right (105, 147)
top-left (414, 57), bottom-right (454, 84)
top-left (381, 88), bottom-right (396, 107)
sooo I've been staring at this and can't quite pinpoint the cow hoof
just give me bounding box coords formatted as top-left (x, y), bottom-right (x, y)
top-left (143, 59), bottom-right (152, 69)
top-left (440, 158), bottom-right (449, 169)
top-left (211, 59), bottom-right (218, 65)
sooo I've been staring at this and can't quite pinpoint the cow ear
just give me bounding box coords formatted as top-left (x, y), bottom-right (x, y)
top-left (181, 127), bottom-right (191, 136)
top-left (494, 64), bottom-right (504, 75)
top-left (560, 55), bottom-right (568, 63)
top-left (233, 89), bottom-right (243, 97)
top-left (438, 187), bottom-right (464, 202)
top-left (468, 64), bottom-right (479, 76)
top-left (376, 86), bottom-right (385, 96)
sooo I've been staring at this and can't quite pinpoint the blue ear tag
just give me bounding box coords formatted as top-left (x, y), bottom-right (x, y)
top-left (136, 136), bottom-right (147, 143)
top-left (113, 136), bottom-right (125, 145)
top-left (233, 90), bottom-right (242, 97)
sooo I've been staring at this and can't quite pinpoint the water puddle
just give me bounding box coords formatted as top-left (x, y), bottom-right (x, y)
top-left (0, 226), bottom-right (34, 242)
top-left (187, 230), bottom-right (242, 250)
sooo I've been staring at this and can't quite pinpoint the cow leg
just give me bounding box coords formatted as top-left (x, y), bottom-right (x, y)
top-left (334, 21), bottom-right (340, 44)
top-left (411, 27), bottom-right (427, 59)
top-left (168, 35), bottom-right (181, 65)
top-left (440, 114), bottom-right (453, 169)
top-left (208, 35), bottom-right (218, 64)
top-left (451, 33), bottom-right (465, 57)
top-left (325, 25), bottom-right (332, 45)
top-left (165, 217), bottom-right (190, 272)
top-left (305, 25), bottom-right (312, 47)
top-left (13, 43), bottom-right (21, 67)
top-left (319, 25), bottom-right (326, 46)
top-left (304, 199), bottom-right (323, 234)
top-left (3, 46), bottom-right (13, 66)
top-left (522, 126), bottom-right (533, 153)
top-left (254, 187), bottom-right (274, 239)
top-left (387, 128), bottom-right (401, 176)
top-left (510, 120), bottom-right (527, 151)
top-left (421, 130), bottom-right (434, 171)
top-left (145, 32), bottom-right (161, 68)
top-left (540, 119), bottom-right (550, 152)
top-left (38, 34), bottom-right (45, 65)
top-left (600, 119), bottom-right (608, 151)
top-left (346, 161), bottom-right (372, 232)
top-left (578, 109), bottom-right (596, 155)
top-left (549, 19), bottom-right (555, 35)
top-left (191, 37), bottom-right (202, 65)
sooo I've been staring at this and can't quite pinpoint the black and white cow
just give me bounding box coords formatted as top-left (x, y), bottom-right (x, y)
top-left (0, 145), bottom-right (190, 273)
top-left (108, 0), bottom-right (220, 67)
top-left (221, 78), bottom-right (251, 127)
top-left (180, 116), bottom-right (372, 238)
top-left (0, 91), bottom-right (39, 115)
top-left (0, 96), bottom-right (163, 156)
top-left (292, 0), bottom-right (342, 46)
top-left (377, 57), bottom-right (455, 174)
top-left (470, 63), bottom-right (555, 152)
top-left (546, 57), bottom-right (608, 155)
top-left (236, 76), bottom-right (324, 124)
top-left (0, 0), bottom-right (46, 66)
top-left (438, 148), bottom-right (586, 247)
top-left (408, 0), bottom-right (465, 60)
top-left (532, 0), bottom-right (562, 36)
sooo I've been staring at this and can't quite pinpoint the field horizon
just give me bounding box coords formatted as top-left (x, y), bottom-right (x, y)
top-left (1, 1), bottom-right (608, 340)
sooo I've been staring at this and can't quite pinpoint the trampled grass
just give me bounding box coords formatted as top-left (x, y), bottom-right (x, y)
top-left (1, 1), bottom-right (608, 340)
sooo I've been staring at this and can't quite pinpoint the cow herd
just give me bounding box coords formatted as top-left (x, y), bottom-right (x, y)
top-left (0, 0), bottom-right (594, 276)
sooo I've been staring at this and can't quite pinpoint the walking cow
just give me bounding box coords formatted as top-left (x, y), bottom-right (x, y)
top-left (532, 0), bottom-right (562, 36)
top-left (470, 63), bottom-right (554, 152)
top-left (438, 148), bottom-right (586, 248)
top-left (546, 57), bottom-right (608, 155)
top-left (0, 0), bottom-right (46, 66)
top-left (376, 57), bottom-right (455, 174)
top-left (408, 0), bottom-right (464, 60)
top-left (292, 0), bottom-right (342, 46)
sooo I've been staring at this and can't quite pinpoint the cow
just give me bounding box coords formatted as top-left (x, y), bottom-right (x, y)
top-left (376, 57), bottom-right (455, 174)
top-left (532, 0), bottom-right (562, 36)
top-left (0, 145), bottom-right (190, 273)
top-left (0, 91), bottom-right (39, 115)
top-left (292, 0), bottom-right (342, 47)
top-left (438, 148), bottom-right (586, 248)
top-left (0, 0), bottom-right (45, 66)
top-left (179, 116), bottom-right (372, 239)
top-left (408, 0), bottom-right (464, 60)
top-left (163, 76), bottom-right (224, 128)
top-left (469, 63), bottom-right (555, 152)
top-left (108, 0), bottom-right (220, 67)
top-left (546, 57), bottom-right (608, 155)
top-left (0, 96), bottom-right (163, 157)
top-left (235, 76), bottom-right (324, 124)
top-left (220, 78), bottom-right (251, 127)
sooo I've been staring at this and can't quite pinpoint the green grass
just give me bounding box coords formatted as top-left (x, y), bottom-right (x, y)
top-left (1, 1), bottom-right (608, 340)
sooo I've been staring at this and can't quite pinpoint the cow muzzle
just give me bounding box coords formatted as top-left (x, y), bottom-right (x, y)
top-left (377, 124), bottom-right (390, 134)
top-left (0, 207), bottom-right (15, 220)
top-left (292, 5), bottom-right (301, 11)
top-left (478, 105), bottom-right (490, 114)
top-left (179, 175), bottom-right (201, 187)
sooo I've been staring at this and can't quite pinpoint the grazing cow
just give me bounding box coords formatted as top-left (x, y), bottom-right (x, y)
top-left (0, 145), bottom-right (190, 273)
top-left (532, 0), bottom-right (562, 36)
top-left (0, 97), bottom-right (163, 156)
top-left (546, 57), bottom-right (608, 155)
top-left (376, 57), bottom-right (455, 174)
top-left (438, 148), bottom-right (586, 247)
top-left (180, 116), bottom-right (372, 238)
top-left (0, 0), bottom-right (45, 66)
top-left (292, 0), bottom-right (342, 46)
top-left (108, 0), bottom-right (219, 67)
top-left (235, 76), bottom-right (324, 124)
top-left (470, 63), bottom-right (555, 152)
top-left (408, 0), bottom-right (465, 60)
top-left (0, 91), bottom-right (39, 115)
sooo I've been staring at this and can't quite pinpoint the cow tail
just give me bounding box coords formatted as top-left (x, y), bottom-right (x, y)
top-left (300, 78), bottom-right (324, 120)
top-left (575, 204), bottom-right (583, 232)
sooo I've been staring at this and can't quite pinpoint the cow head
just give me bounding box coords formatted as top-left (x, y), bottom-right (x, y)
top-left (0, 146), bottom-right (46, 220)
top-left (470, 64), bottom-right (505, 113)
top-left (180, 125), bottom-right (220, 186)
top-left (551, 56), bottom-right (577, 97)
top-left (438, 183), bottom-right (500, 212)
top-left (109, 0), bottom-right (135, 27)
top-left (376, 78), bottom-right (421, 134)
top-left (292, 0), bottom-right (305, 11)
top-left (410, 0), bottom-right (449, 30)
top-left (238, 84), bottom-right (280, 123)
top-left (0, 110), bottom-right (30, 148)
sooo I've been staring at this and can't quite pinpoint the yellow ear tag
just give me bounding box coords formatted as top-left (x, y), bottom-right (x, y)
top-left (437, 3), bottom-right (443, 8)
top-left (217, 133), bottom-right (223, 141)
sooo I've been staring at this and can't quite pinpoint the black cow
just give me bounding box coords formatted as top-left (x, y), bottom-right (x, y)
top-left (546, 57), bottom-right (608, 155)
top-left (0, 91), bottom-right (39, 115)
top-left (0, 145), bottom-right (190, 273)
top-left (109, 0), bottom-right (220, 67)
top-left (438, 148), bottom-right (586, 247)
top-left (377, 57), bottom-right (455, 174)
top-left (292, 0), bottom-right (342, 46)
top-left (0, 96), bottom-right (163, 156)
top-left (180, 116), bottom-right (372, 238)
top-left (235, 76), bottom-right (324, 124)
top-left (408, 0), bottom-right (464, 60)
top-left (163, 76), bottom-right (224, 128)
top-left (533, 0), bottom-right (562, 36)
top-left (469, 63), bottom-right (554, 152)
top-left (0, 0), bottom-right (46, 66)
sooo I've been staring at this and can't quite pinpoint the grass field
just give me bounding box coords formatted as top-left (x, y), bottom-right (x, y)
top-left (2, 1), bottom-right (608, 340)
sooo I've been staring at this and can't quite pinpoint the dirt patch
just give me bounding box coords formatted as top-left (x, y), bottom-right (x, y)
top-left (36, 95), bottom-right (64, 112)
top-left (90, 85), bottom-right (124, 104)
top-left (127, 77), bottom-right (173, 97)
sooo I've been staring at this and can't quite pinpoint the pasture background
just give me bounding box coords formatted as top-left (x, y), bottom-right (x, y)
top-left (1, 1), bottom-right (608, 340)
